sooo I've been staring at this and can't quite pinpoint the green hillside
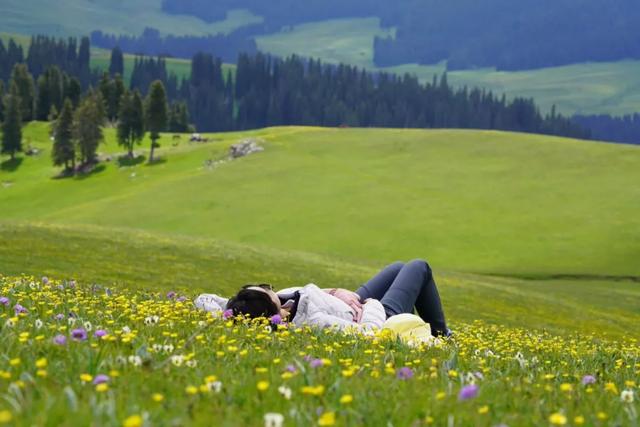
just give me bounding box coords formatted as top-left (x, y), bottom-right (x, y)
top-left (1, 123), bottom-right (639, 338)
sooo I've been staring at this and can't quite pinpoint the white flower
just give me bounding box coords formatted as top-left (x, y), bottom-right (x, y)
top-left (198, 320), bottom-right (206, 327)
top-left (621, 389), bottom-right (635, 403)
top-left (186, 359), bottom-right (198, 368)
top-left (264, 413), bottom-right (284, 427)
top-left (4, 318), bottom-right (15, 328)
top-left (277, 385), bottom-right (292, 400)
top-left (465, 372), bottom-right (477, 384)
top-left (67, 317), bottom-right (76, 326)
top-left (204, 381), bottom-right (222, 393)
top-left (122, 326), bottom-right (131, 334)
top-left (35, 319), bottom-right (43, 329)
top-left (116, 356), bottom-right (127, 365)
top-left (83, 321), bottom-right (92, 331)
top-left (144, 315), bottom-right (160, 326)
top-left (128, 355), bottom-right (142, 367)
top-left (152, 344), bottom-right (163, 353)
top-left (163, 344), bottom-right (174, 353)
top-left (170, 355), bottom-right (184, 367)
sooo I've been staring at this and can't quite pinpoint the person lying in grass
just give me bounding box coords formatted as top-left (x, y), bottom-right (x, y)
top-left (226, 259), bottom-right (452, 337)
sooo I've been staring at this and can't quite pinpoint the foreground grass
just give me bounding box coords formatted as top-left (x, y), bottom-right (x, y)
top-left (0, 275), bottom-right (638, 426)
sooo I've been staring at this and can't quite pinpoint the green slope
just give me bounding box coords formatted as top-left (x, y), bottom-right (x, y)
top-left (1, 221), bottom-right (638, 339)
top-left (2, 123), bottom-right (639, 279)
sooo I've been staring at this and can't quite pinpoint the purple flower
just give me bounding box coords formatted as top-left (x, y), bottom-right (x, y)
top-left (582, 375), bottom-right (596, 385)
top-left (397, 367), bottom-right (414, 380)
top-left (0, 297), bottom-right (9, 306)
top-left (303, 355), bottom-right (313, 362)
top-left (68, 280), bottom-right (76, 289)
top-left (166, 291), bottom-right (177, 299)
top-left (53, 334), bottom-right (67, 345)
top-left (177, 296), bottom-right (187, 302)
top-left (474, 371), bottom-right (484, 380)
top-left (71, 328), bottom-right (87, 341)
top-left (310, 358), bottom-right (324, 368)
top-left (270, 314), bottom-right (283, 325)
top-left (54, 313), bottom-right (65, 321)
top-left (285, 364), bottom-right (297, 373)
top-left (14, 304), bottom-right (28, 314)
top-left (93, 374), bottom-right (110, 385)
top-left (42, 276), bottom-right (49, 285)
top-left (222, 309), bottom-right (233, 319)
top-left (458, 384), bottom-right (479, 401)
top-left (94, 329), bottom-right (107, 338)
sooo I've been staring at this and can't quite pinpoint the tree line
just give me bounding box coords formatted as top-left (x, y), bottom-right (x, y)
top-left (91, 27), bottom-right (257, 63)
top-left (573, 115), bottom-right (640, 145)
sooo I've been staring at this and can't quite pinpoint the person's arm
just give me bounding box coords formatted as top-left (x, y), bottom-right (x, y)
top-left (359, 299), bottom-right (386, 329)
top-left (324, 288), bottom-right (363, 321)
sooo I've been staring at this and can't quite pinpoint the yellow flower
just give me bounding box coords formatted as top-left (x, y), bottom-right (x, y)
top-left (424, 416), bottom-right (434, 424)
top-left (257, 381), bottom-right (269, 392)
top-left (559, 383), bottom-right (572, 392)
top-left (80, 373), bottom-right (93, 383)
top-left (340, 394), bottom-right (353, 404)
top-left (36, 369), bottom-right (47, 378)
top-left (152, 393), bottom-right (164, 402)
top-left (318, 412), bottom-right (335, 426)
top-left (123, 414), bottom-right (143, 427)
top-left (301, 385), bottom-right (325, 396)
top-left (35, 358), bottom-right (47, 368)
top-left (185, 385), bottom-right (198, 395)
top-left (436, 391), bottom-right (446, 400)
top-left (9, 358), bottom-right (20, 367)
top-left (549, 413), bottom-right (567, 425)
top-left (0, 410), bottom-right (12, 424)
top-left (574, 415), bottom-right (585, 425)
top-left (255, 367), bottom-right (268, 374)
top-left (478, 405), bottom-right (489, 414)
top-left (597, 412), bottom-right (607, 420)
top-left (605, 382), bottom-right (618, 394)
top-left (96, 383), bottom-right (109, 392)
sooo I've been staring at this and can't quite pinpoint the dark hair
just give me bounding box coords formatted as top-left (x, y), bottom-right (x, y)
top-left (226, 288), bottom-right (278, 319)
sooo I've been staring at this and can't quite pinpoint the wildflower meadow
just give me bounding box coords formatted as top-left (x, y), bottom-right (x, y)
top-left (0, 275), bottom-right (638, 426)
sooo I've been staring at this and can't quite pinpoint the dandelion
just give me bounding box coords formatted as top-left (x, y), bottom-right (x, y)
top-left (340, 394), bottom-right (353, 404)
top-left (458, 384), bottom-right (479, 401)
top-left (478, 405), bottom-right (489, 414)
top-left (604, 382), bottom-right (618, 394)
top-left (71, 328), bottom-right (87, 341)
top-left (185, 385), bottom-right (198, 395)
top-left (264, 413), bottom-right (284, 427)
top-left (559, 383), bottom-right (572, 392)
top-left (574, 415), bottom-right (585, 425)
top-left (581, 375), bottom-right (596, 385)
top-left (548, 412), bottom-right (567, 425)
top-left (318, 412), bottom-right (336, 426)
top-left (35, 358), bottom-right (47, 368)
top-left (0, 410), bottom-right (12, 424)
top-left (123, 414), bottom-right (143, 427)
top-left (257, 381), bottom-right (270, 392)
top-left (301, 385), bottom-right (325, 396)
top-left (621, 389), bottom-right (635, 403)
top-left (80, 373), bottom-right (93, 383)
top-left (95, 383), bottom-right (109, 392)
top-left (152, 393), bottom-right (164, 402)
top-left (53, 334), bottom-right (67, 345)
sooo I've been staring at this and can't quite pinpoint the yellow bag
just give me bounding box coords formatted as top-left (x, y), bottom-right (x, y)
top-left (383, 313), bottom-right (434, 346)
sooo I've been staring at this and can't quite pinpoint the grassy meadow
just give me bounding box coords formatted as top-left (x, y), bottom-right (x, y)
top-left (1, 122), bottom-right (639, 425)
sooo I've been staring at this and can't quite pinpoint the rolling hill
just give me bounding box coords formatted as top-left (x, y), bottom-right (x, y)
top-left (1, 123), bottom-right (639, 338)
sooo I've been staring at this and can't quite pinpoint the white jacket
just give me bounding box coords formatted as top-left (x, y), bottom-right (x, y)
top-left (194, 284), bottom-right (387, 331)
top-left (290, 284), bottom-right (386, 331)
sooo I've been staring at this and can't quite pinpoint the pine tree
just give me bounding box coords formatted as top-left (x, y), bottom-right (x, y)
top-left (0, 80), bottom-right (4, 122)
top-left (109, 74), bottom-right (125, 121)
top-left (145, 80), bottom-right (167, 163)
top-left (10, 64), bottom-right (35, 122)
top-left (117, 90), bottom-right (145, 157)
top-left (52, 99), bottom-right (75, 171)
top-left (109, 46), bottom-right (124, 76)
top-left (73, 92), bottom-right (104, 166)
top-left (1, 85), bottom-right (23, 160)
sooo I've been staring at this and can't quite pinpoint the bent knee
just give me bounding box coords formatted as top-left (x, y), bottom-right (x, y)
top-left (407, 258), bottom-right (431, 272)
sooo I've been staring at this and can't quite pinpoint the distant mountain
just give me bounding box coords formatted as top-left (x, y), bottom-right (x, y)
top-left (161, 0), bottom-right (640, 71)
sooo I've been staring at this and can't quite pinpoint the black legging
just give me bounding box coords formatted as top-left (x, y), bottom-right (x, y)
top-left (355, 260), bottom-right (448, 336)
